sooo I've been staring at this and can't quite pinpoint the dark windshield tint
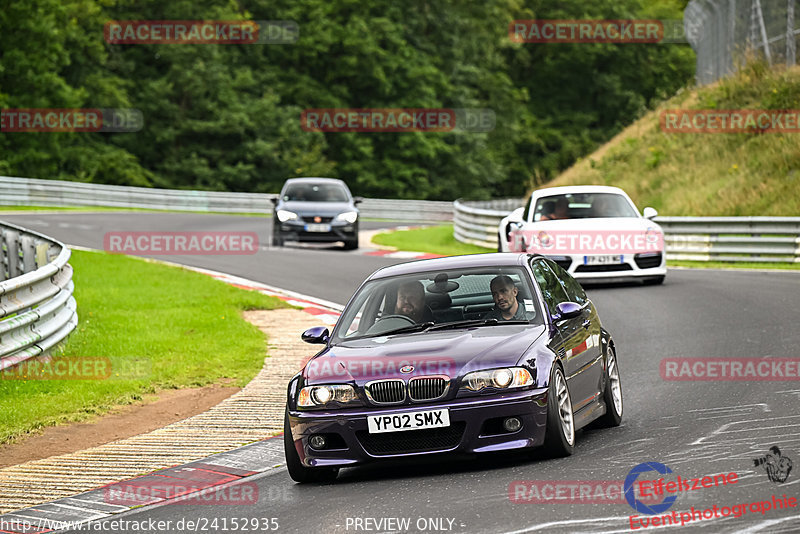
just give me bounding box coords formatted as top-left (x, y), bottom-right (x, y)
top-left (283, 183), bottom-right (350, 202)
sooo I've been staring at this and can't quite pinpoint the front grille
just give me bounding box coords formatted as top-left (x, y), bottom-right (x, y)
top-left (301, 216), bottom-right (334, 223)
top-left (409, 377), bottom-right (448, 401)
top-left (575, 264), bottom-right (633, 273)
top-left (357, 422), bottom-right (466, 455)
top-left (366, 380), bottom-right (406, 404)
top-left (634, 252), bottom-right (662, 269)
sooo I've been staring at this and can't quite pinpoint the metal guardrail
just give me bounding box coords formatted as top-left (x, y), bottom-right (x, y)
top-left (454, 199), bottom-right (800, 263)
top-left (0, 221), bottom-right (77, 370)
top-left (0, 175), bottom-right (453, 222)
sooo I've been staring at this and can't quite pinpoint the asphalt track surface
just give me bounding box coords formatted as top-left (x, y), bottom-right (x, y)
top-left (3, 212), bottom-right (800, 533)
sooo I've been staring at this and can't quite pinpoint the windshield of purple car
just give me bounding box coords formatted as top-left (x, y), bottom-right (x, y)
top-left (531, 193), bottom-right (638, 221)
top-left (282, 183), bottom-right (350, 202)
top-left (333, 268), bottom-right (542, 341)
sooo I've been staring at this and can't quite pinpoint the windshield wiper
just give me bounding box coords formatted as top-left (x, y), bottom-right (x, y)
top-left (373, 321), bottom-right (436, 337)
top-left (426, 318), bottom-right (530, 331)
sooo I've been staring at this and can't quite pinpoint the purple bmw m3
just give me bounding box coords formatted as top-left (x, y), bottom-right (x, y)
top-left (284, 253), bottom-right (623, 482)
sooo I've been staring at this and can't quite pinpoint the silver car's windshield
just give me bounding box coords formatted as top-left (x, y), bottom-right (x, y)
top-left (533, 193), bottom-right (638, 221)
top-left (333, 267), bottom-right (543, 342)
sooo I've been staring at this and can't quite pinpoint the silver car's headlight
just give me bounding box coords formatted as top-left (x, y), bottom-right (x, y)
top-left (276, 209), bottom-right (298, 222)
top-left (298, 384), bottom-right (357, 408)
top-left (462, 367), bottom-right (533, 391)
top-left (336, 211), bottom-right (358, 223)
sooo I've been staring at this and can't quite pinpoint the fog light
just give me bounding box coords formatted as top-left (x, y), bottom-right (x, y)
top-left (503, 417), bottom-right (521, 432)
top-left (309, 434), bottom-right (327, 450)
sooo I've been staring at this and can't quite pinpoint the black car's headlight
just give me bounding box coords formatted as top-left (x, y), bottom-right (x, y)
top-left (336, 211), bottom-right (358, 223)
top-left (462, 367), bottom-right (533, 392)
top-left (298, 384), bottom-right (358, 408)
top-left (276, 209), bottom-right (298, 222)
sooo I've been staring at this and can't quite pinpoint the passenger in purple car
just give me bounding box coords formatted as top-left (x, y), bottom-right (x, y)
top-left (484, 275), bottom-right (527, 321)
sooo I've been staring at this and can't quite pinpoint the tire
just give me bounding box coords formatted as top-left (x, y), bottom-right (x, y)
top-left (541, 366), bottom-right (575, 457)
top-left (272, 233), bottom-right (284, 247)
top-left (283, 408), bottom-right (339, 483)
top-left (595, 346), bottom-right (623, 427)
top-left (343, 236), bottom-right (359, 250)
top-left (643, 275), bottom-right (665, 286)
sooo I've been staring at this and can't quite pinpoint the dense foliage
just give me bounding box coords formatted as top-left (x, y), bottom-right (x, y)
top-left (0, 0), bottom-right (694, 199)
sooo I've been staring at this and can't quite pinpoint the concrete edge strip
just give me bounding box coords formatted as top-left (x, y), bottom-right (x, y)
top-left (0, 251), bottom-right (342, 533)
top-left (0, 438), bottom-right (286, 533)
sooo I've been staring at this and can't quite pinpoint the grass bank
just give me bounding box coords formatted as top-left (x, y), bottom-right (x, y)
top-left (0, 249), bottom-right (290, 443)
top-left (544, 62), bottom-right (800, 216)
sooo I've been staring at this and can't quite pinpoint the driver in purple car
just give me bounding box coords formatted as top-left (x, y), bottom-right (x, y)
top-left (395, 280), bottom-right (435, 323)
top-left (484, 275), bottom-right (528, 321)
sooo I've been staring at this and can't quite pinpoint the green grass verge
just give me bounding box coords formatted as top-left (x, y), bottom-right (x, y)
top-left (0, 249), bottom-right (290, 444)
top-left (546, 62), bottom-right (800, 216)
top-left (372, 225), bottom-right (493, 256)
top-left (668, 260), bottom-right (799, 270)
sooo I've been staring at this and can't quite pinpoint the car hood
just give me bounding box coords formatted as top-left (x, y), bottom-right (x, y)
top-left (303, 324), bottom-right (546, 385)
top-left (278, 201), bottom-right (355, 216)
top-left (529, 217), bottom-right (662, 232)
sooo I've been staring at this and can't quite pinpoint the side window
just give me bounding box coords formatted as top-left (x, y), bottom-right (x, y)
top-left (546, 259), bottom-right (587, 305)
top-left (530, 260), bottom-right (569, 315)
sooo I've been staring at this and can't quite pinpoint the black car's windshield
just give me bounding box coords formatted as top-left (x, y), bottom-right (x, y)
top-left (533, 192), bottom-right (638, 221)
top-left (283, 183), bottom-right (350, 202)
top-left (333, 267), bottom-right (543, 342)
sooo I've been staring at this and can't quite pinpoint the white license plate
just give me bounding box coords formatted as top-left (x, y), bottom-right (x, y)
top-left (584, 255), bottom-right (623, 265)
top-left (367, 408), bottom-right (450, 434)
top-left (305, 223), bottom-right (331, 232)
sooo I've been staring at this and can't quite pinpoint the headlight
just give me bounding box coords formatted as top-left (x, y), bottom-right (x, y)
top-left (462, 367), bottom-right (533, 392)
top-left (276, 209), bottom-right (298, 222)
top-left (298, 384), bottom-right (357, 408)
top-left (336, 211), bottom-right (358, 223)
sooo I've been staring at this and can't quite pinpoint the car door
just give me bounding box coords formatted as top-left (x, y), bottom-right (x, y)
top-left (530, 259), bottom-right (585, 404)
top-left (546, 259), bottom-right (605, 409)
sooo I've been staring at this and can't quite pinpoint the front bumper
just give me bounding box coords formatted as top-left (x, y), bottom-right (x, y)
top-left (287, 388), bottom-right (549, 467)
top-left (276, 220), bottom-right (357, 243)
top-left (547, 252), bottom-right (666, 282)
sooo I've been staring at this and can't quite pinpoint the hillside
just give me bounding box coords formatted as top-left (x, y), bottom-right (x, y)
top-left (543, 62), bottom-right (800, 216)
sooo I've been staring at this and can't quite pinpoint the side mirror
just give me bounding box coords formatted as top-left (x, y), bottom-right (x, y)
top-left (353, 196), bottom-right (363, 205)
top-left (509, 207), bottom-right (525, 221)
top-left (643, 207), bottom-right (658, 220)
top-left (271, 197), bottom-right (280, 206)
top-left (301, 326), bottom-right (330, 344)
top-left (552, 301), bottom-right (582, 322)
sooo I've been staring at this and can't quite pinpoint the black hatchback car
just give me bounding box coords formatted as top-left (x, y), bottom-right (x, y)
top-left (271, 177), bottom-right (361, 249)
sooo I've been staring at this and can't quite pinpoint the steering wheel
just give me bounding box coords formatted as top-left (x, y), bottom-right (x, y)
top-left (376, 314), bottom-right (415, 324)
